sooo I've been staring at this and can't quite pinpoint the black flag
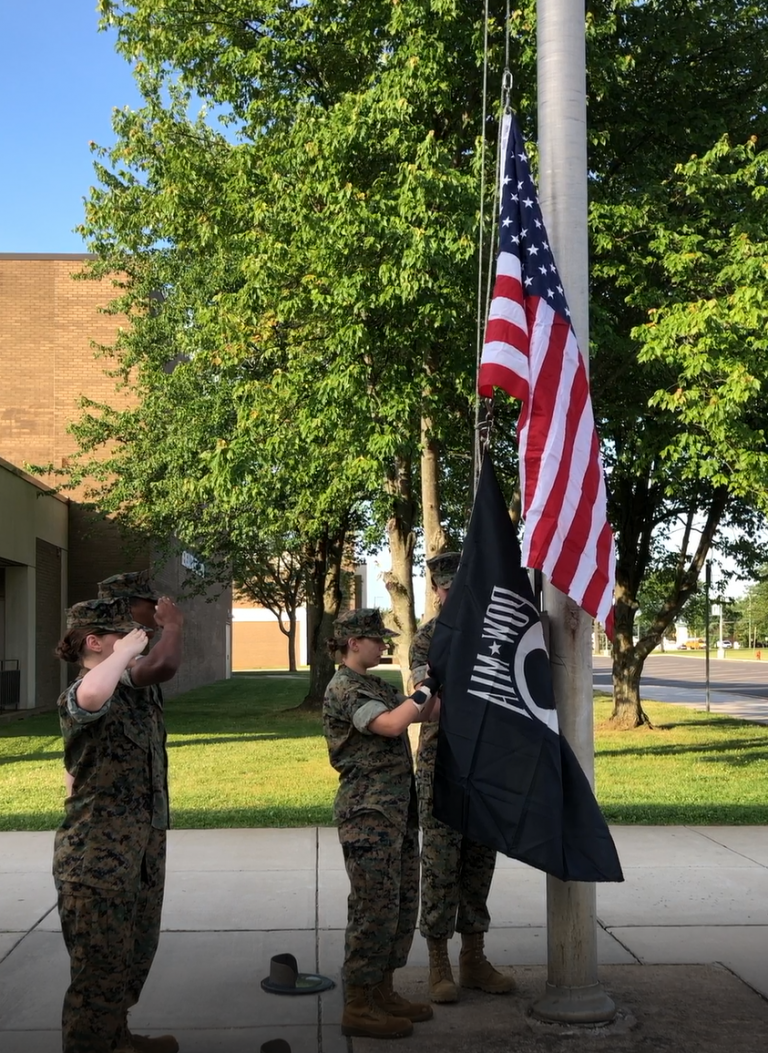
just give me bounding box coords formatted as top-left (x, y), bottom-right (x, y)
top-left (428, 455), bottom-right (623, 883)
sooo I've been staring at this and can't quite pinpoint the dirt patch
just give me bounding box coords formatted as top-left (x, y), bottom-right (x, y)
top-left (352, 964), bottom-right (768, 1053)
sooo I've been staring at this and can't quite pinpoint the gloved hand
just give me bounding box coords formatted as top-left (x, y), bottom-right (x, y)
top-left (410, 675), bottom-right (439, 711)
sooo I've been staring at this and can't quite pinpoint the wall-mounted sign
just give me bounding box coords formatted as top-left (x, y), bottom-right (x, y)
top-left (181, 550), bottom-right (205, 576)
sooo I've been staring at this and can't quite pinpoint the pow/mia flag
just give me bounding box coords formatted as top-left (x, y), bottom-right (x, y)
top-left (428, 455), bottom-right (623, 883)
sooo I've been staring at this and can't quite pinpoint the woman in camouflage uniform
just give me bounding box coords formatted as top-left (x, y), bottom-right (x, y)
top-left (411, 553), bottom-right (514, 1003)
top-left (323, 608), bottom-right (438, 1040)
top-left (53, 596), bottom-right (182, 1053)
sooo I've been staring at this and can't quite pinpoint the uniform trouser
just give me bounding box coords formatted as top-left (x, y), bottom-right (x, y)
top-left (417, 765), bottom-right (496, 939)
top-left (339, 812), bottom-right (419, 987)
top-left (123, 828), bottom-right (166, 1013)
top-left (58, 828), bottom-right (166, 1052)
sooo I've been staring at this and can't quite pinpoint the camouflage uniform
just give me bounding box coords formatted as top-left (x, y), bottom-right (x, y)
top-left (323, 610), bottom-right (419, 987)
top-left (411, 556), bottom-right (497, 940)
top-left (54, 598), bottom-right (170, 1053)
top-left (98, 572), bottom-right (170, 1027)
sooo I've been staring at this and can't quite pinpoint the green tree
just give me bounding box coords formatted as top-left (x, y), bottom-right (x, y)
top-left (586, 0), bottom-right (768, 725)
top-left (64, 0), bottom-right (768, 723)
top-left (70, 1), bottom-right (520, 698)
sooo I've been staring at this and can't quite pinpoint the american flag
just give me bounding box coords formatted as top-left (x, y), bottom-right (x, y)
top-left (478, 112), bottom-right (615, 638)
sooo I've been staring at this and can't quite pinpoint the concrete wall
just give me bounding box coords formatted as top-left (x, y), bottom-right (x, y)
top-left (151, 544), bottom-right (232, 698)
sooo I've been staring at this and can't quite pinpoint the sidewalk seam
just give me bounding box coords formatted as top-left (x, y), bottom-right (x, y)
top-left (685, 826), bottom-right (768, 868)
top-left (600, 923), bottom-right (642, 964)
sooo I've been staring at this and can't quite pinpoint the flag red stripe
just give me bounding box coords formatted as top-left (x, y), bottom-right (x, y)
top-left (547, 428), bottom-right (602, 591)
top-left (580, 522), bottom-right (615, 619)
top-left (483, 316), bottom-right (529, 358)
top-left (478, 362), bottom-right (528, 402)
top-left (524, 326), bottom-right (588, 561)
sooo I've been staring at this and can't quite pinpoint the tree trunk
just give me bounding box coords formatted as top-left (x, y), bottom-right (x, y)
top-left (610, 483), bottom-right (730, 727)
top-left (420, 413), bottom-right (450, 622)
top-left (302, 525), bottom-right (347, 708)
top-left (286, 612), bottom-right (297, 672)
top-left (276, 611), bottom-right (298, 672)
top-left (610, 597), bottom-right (652, 727)
top-left (383, 453), bottom-right (417, 691)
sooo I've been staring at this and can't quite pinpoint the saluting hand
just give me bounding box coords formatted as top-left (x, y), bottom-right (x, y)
top-left (113, 629), bottom-right (149, 660)
top-left (154, 596), bottom-right (184, 629)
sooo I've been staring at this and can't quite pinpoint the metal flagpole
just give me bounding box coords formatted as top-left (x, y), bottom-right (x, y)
top-left (532, 0), bottom-right (616, 1023)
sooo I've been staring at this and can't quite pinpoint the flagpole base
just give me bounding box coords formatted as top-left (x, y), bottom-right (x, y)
top-left (531, 981), bottom-right (616, 1024)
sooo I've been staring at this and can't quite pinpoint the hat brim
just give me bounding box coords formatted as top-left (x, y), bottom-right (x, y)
top-left (82, 623), bottom-right (139, 635)
top-left (260, 972), bottom-right (335, 995)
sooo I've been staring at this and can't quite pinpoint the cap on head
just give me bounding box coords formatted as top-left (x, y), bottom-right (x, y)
top-left (97, 570), bottom-right (158, 603)
top-left (66, 597), bottom-right (142, 634)
top-left (332, 608), bottom-right (399, 643)
top-left (427, 551), bottom-right (461, 588)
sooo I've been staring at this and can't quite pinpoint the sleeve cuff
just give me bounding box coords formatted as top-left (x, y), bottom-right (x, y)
top-left (65, 680), bottom-right (112, 724)
top-left (120, 667), bottom-right (136, 688)
top-left (410, 663), bottom-right (429, 686)
top-left (352, 700), bottom-right (389, 734)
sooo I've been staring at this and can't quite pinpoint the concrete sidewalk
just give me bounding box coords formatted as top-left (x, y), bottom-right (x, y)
top-left (1, 826), bottom-right (767, 1051)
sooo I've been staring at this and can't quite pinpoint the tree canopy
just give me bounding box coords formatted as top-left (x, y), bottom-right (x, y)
top-left (60, 0), bottom-right (768, 715)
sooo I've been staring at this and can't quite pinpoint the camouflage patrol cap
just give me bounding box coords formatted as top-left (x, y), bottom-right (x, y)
top-left (427, 551), bottom-right (461, 588)
top-left (333, 608), bottom-right (399, 642)
top-left (66, 597), bottom-right (143, 634)
top-left (97, 570), bottom-right (158, 602)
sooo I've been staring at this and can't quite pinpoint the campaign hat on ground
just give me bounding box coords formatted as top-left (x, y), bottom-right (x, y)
top-left (260, 953), bottom-right (334, 995)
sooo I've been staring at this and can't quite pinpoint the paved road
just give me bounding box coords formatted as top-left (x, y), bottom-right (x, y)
top-left (593, 654), bottom-right (768, 723)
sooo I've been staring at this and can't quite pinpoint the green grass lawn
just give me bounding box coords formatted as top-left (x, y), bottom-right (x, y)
top-left (1, 672), bottom-right (766, 830)
top-left (651, 647), bottom-right (768, 660)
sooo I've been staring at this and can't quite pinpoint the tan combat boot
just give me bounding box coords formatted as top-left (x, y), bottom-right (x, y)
top-left (372, 970), bottom-right (433, 1022)
top-left (459, 932), bottom-right (516, 994)
top-left (426, 937), bottom-right (458, 1003)
top-left (114, 1032), bottom-right (180, 1053)
top-left (341, 984), bottom-right (414, 1039)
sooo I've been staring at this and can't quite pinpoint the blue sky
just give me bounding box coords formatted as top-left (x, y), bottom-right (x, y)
top-left (0, 2), bottom-right (141, 253)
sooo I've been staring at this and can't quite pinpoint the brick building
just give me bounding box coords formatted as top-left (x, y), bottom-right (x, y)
top-left (0, 253), bottom-right (230, 707)
top-left (231, 564), bottom-right (368, 671)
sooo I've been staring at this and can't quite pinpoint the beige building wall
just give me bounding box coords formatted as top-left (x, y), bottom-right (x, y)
top-left (0, 458), bottom-right (68, 709)
top-left (232, 602), bottom-right (306, 671)
top-left (231, 563), bottom-right (367, 671)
